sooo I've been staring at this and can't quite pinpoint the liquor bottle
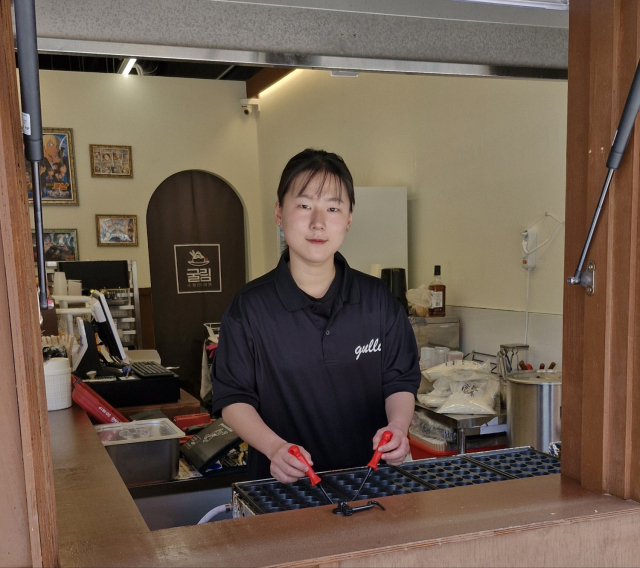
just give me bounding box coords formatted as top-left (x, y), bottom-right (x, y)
top-left (428, 265), bottom-right (446, 317)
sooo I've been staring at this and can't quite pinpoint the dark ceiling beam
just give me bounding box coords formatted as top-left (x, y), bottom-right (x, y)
top-left (246, 68), bottom-right (294, 98)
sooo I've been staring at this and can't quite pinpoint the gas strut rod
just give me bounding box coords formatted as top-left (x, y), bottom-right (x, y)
top-left (14, 0), bottom-right (47, 309)
top-left (568, 57), bottom-right (640, 293)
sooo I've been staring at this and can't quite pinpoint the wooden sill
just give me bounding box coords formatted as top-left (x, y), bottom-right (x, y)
top-left (49, 406), bottom-right (640, 567)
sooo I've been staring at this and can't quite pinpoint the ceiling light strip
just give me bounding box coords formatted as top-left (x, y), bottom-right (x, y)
top-left (36, 38), bottom-right (567, 80)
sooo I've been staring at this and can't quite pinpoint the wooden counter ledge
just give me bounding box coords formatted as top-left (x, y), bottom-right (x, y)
top-left (50, 406), bottom-right (640, 567)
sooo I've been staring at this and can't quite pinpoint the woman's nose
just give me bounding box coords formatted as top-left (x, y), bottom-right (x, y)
top-left (310, 209), bottom-right (326, 229)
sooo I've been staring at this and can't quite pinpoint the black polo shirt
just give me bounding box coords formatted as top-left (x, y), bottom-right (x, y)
top-left (211, 251), bottom-right (420, 480)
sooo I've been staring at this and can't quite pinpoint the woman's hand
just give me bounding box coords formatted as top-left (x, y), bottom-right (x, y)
top-left (269, 442), bottom-right (314, 483)
top-left (372, 424), bottom-right (410, 466)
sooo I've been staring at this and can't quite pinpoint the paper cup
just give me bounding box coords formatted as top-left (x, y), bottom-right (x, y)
top-left (52, 272), bottom-right (68, 296)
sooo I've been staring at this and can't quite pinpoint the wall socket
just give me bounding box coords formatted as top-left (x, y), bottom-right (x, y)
top-left (521, 228), bottom-right (537, 270)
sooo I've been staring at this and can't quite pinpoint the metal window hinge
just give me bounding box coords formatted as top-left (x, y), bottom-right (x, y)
top-left (568, 261), bottom-right (596, 295)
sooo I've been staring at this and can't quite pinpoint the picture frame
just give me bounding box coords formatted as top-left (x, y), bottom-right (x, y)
top-left (26, 127), bottom-right (78, 205)
top-left (32, 229), bottom-right (79, 262)
top-left (96, 215), bottom-right (138, 246)
top-left (90, 144), bottom-right (133, 178)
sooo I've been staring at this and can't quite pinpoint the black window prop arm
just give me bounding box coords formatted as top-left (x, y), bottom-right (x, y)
top-left (568, 58), bottom-right (640, 295)
top-left (14, 0), bottom-right (47, 309)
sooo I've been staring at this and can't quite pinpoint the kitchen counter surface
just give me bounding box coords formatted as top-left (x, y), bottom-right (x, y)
top-left (50, 406), bottom-right (640, 567)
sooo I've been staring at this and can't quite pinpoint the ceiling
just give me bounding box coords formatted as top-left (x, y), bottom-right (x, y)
top-left (17, 0), bottom-right (568, 82)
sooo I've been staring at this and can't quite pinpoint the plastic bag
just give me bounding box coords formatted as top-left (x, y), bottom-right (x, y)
top-left (417, 376), bottom-right (451, 407)
top-left (435, 377), bottom-right (499, 415)
top-left (406, 285), bottom-right (432, 308)
top-left (418, 393), bottom-right (448, 408)
top-left (422, 360), bottom-right (499, 415)
top-left (406, 285), bottom-right (432, 316)
top-left (42, 345), bottom-right (67, 362)
top-left (424, 360), bottom-right (492, 384)
top-left (410, 409), bottom-right (456, 442)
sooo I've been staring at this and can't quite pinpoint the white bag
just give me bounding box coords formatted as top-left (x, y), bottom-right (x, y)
top-left (423, 360), bottom-right (499, 415)
top-left (406, 285), bottom-right (432, 316)
top-left (435, 377), bottom-right (499, 415)
top-left (425, 359), bottom-right (492, 381)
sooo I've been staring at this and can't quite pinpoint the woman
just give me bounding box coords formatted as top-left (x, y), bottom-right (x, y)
top-left (212, 149), bottom-right (420, 482)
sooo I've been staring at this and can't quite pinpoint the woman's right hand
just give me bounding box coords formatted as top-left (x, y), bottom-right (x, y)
top-left (269, 442), bottom-right (314, 483)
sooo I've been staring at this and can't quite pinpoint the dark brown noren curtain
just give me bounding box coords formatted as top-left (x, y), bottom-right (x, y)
top-left (147, 170), bottom-right (246, 398)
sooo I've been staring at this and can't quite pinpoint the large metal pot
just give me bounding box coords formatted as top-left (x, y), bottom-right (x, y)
top-left (506, 370), bottom-right (561, 452)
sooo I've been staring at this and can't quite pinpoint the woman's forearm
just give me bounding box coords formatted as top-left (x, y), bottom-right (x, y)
top-left (384, 391), bottom-right (415, 434)
top-left (221, 403), bottom-right (285, 460)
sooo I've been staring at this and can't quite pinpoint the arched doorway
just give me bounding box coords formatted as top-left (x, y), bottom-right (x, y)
top-left (147, 170), bottom-right (246, 398)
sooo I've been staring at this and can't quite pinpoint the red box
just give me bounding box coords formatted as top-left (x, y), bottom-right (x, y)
top-left (174, 413), bottom-right (214, 445)
top-left (72, 378), bottom-right (129, 424)
top-left (174, 413), bottom-right (212, 430)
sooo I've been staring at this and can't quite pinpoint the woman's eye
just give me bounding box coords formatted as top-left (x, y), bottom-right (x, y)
top-left (328, 208), bottom-right (339, 212)
top-left (299, 204), bottom-right (310, 209)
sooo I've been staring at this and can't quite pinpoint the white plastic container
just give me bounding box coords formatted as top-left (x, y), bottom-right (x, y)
top-left (448, 350), bottom-right (464, 362)
top-left (67, 279), bottom-right (82, 295)
top-left (43, 357), bottom-right (72, 411)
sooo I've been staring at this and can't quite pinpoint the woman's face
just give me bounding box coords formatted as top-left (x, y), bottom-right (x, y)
top-left (275, 173), bottom-right (352, 268)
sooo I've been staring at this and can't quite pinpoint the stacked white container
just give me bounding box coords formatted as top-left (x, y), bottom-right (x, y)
top-left (43, 357), bottom-right (72, 411)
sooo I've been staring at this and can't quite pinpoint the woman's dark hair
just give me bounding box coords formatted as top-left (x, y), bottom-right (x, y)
top-left (277, 149), bottom-right (355, 211)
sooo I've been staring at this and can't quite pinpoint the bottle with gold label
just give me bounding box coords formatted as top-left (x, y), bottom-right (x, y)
top-left (428, 265), bottom-right (446, 317)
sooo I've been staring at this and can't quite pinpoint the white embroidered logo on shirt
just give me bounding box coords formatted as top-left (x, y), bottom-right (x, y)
top-left (355, 338), bottom-right (382, 360)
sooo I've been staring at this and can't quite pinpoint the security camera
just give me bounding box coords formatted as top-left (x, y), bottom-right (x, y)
top-left (239, 98), bottom-right (260, 116)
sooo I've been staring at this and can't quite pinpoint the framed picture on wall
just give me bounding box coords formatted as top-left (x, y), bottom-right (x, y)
top-left (90, 145), bottom-right (133, 178)
top-left (26, 128), bottom-right (78, 205)
top-left (32, 229), bottom-right (79, 262)
top-left (96, 215), bottom-right (138, 246)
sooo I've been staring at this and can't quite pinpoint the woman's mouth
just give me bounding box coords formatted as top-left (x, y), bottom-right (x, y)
top-left (307, 239), bottom-right (327, 245)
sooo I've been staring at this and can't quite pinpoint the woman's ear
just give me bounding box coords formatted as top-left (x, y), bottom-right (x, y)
top-left (346, 212), bottom-right (353, 232)
top-left (274, 201), bottom-right (283, 227)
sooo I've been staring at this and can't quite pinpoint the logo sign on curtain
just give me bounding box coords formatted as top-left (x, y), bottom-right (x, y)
top-left (174, 244), bottom-right (222, 294)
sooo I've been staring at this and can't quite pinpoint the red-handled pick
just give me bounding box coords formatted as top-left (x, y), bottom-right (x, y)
top-left (288, 445), bottom-right (333, 504)
top-left (351, 431), bottom-right (393, 502)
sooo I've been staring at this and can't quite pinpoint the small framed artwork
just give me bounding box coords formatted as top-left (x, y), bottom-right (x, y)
top-left (96, 215), bottom-right (138, 246)
top-left (32, 229), bottom-right (79, 262)
top-left (90, 145), bottom-right (133, 178)
top-left (26, 127), bottom-right (78, 205)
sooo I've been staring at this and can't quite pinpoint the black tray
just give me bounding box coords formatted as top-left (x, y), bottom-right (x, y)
top-left (233, 447), bottom-right (561, 514)
top-left (234, 465), bottom-right (430, 514)
top-left (321, 465), bottom-right (431, 501)
top-left (465, 447), bottom-right (561, 478)
top-left (234, 476), bottom-right (347, 514)
top-left (398, 456), bottom-right (512, 488)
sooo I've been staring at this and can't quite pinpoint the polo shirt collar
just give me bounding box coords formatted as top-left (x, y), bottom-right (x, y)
top-left (275, 250), bottom-right (360, 312)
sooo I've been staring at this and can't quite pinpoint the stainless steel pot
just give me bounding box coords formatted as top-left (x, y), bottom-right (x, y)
top-left (506, 370), bottom-right (561, 452)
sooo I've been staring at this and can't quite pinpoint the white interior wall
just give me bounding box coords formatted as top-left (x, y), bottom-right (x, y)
top-left (256, 70), bottom-right (567, 316)
top-left (31, 70), bottom-right (263, 288)
top-left (32, 68), bottom-right (568, 362)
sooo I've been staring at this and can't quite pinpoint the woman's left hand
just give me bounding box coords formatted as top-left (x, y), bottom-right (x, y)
top-left (372, 424), bottom-right (410, 466)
